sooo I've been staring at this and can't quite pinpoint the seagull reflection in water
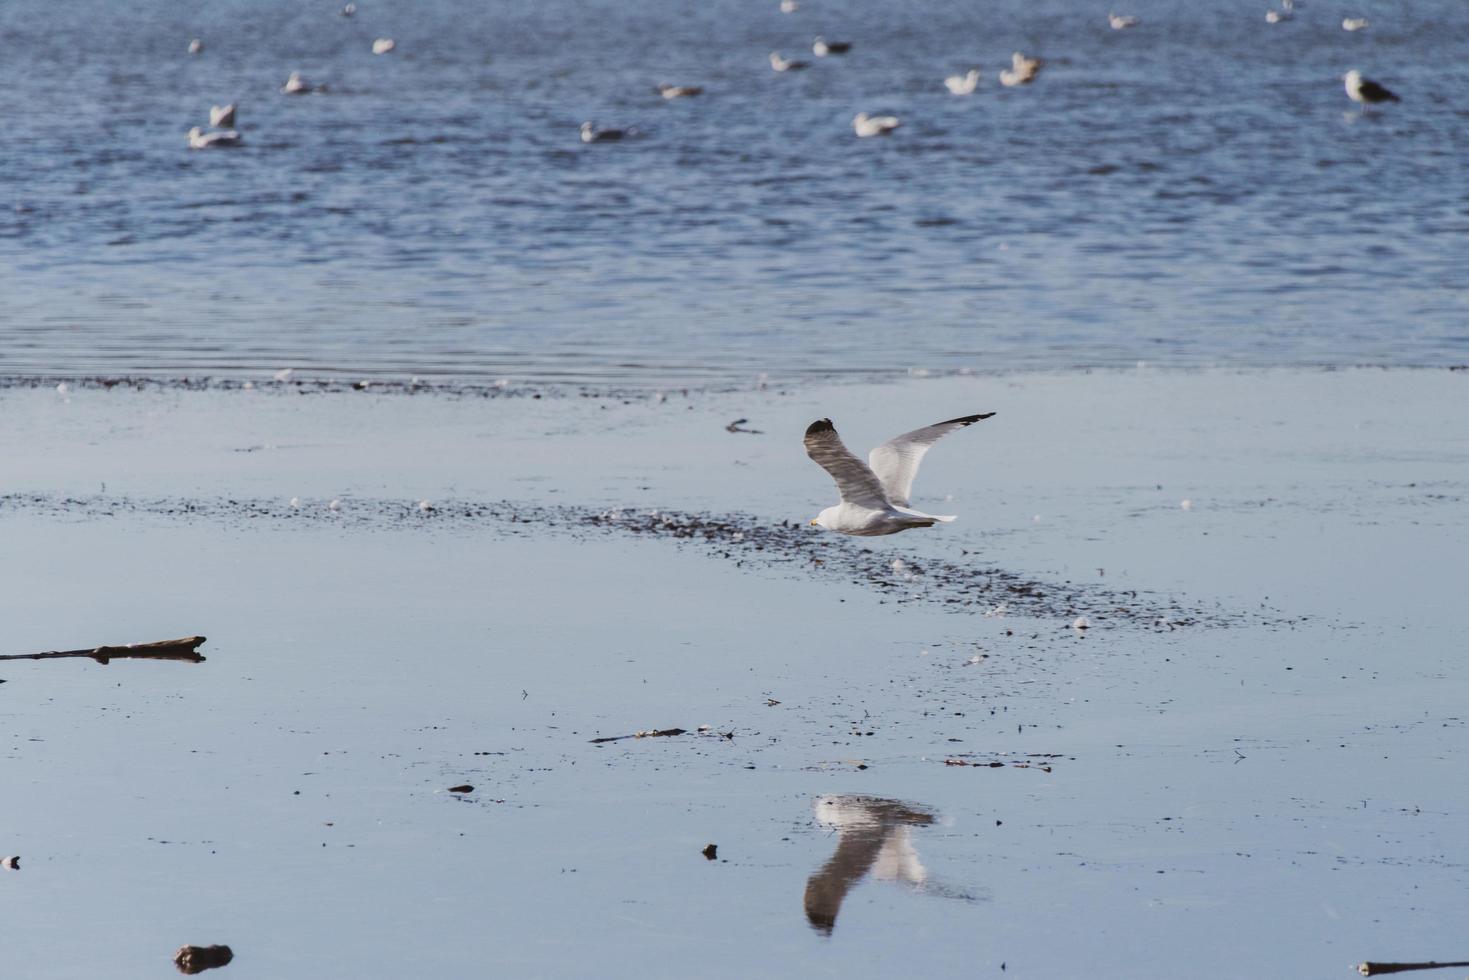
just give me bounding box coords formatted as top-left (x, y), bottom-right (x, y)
top-left (803, 795), bottom-right (978, 934)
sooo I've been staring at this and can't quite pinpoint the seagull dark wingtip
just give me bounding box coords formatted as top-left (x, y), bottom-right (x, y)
top-left (944, 412), bottom-right (997, 427)
top-left (805, 418), bottom-right (835, 436)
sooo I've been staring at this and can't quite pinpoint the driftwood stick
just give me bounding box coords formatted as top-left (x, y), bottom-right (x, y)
top-left (589, 728), bottom-right (686, 744)
top-left (1359, 962), bottom-right (1469, 976)
top-left (0, 636), bottom-right (207, 665)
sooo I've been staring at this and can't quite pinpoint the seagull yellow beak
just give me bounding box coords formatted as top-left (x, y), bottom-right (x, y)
top-left (809, 518), bottom-right (819, 526)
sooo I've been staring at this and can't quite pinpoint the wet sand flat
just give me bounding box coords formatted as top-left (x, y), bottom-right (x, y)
top-left (2, 368), bottom-right (1466, 978)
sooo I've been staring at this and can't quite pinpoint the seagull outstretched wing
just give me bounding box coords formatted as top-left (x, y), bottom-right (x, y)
top-left (867, 413), bottom-right (995, 508)
top-left (804, 419), bottom-right (891, 509)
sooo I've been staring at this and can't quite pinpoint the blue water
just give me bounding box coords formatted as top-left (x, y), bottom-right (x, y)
top-left (3, 0), bottom-right (1467, 384)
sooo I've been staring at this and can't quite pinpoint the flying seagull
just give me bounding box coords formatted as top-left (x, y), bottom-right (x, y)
top-left (1343, 69), bottom-right (1398, 110)
top-left (804, 412), bottom-right (994, 535)
top-left (209, 103), bottom-right (236, 127)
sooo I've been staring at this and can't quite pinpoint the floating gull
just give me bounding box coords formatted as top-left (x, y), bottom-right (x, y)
top-left (372, 37), bottom-right (396, 54)
top-left (187, 126), bottom-right (242, 149)
top-left (1109, 12), bottom-right (1140, 29)
top-left (188, 38), bottom-right (204, 55)
top-left (656, 83), bottom-right (704, 99)
top-left (852, 112), bottom-right (899, 137)
top-left (944, 69), bottom-right (980, 95)
top-left (805, 413), bottom-right (994, 535)
top-left (1344, 69), bottom-right (1398, 110)
top-left (999, 51), bottom-right (1041, 86)
top-left (281, 71), bottom-right (313, 94)
top-left (580, 121), bottom-right (626, 143)
top-left (780, 0), bottom-right (799, 11)
top-left (812, 36), bottom-right (851, 56)
top-left (340, 2), bottom-right (357, 14)
top-left (1265, 9), bottom-right (1292, 22)
top-left (1342, 17), bottom-right (1369, 31)
top-left (770, 51), bottom-right (811, 72)
top-left (209, 103), bottom-right (236, 127)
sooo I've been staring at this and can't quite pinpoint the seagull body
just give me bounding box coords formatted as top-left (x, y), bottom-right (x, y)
top-left (770, 51), bottom-right (810, 72)
top-left (944, 69), bottom-right (980, 95)
top-left (372, 37), bottom-right (396, 54)
top-left (188, 38), bottom-right (204, 55)
top-left (852, 112), bottom-right (899, 137)
top-left (282, 71), bottom-right (313, 94)
top-left (1342, 17), bottom-right (1369, 31)
top-left (813, 36), bottom-right (852, 56)
top-left (188, 126), bottom-right (242, 149)
top-left (340, 2), bottom-right (357, 14)
top-left (656, 83), bottom-right (704, 99)
top-left (1109, 12), bottom-right (1140, 29)
top-left (580, 121), bottom-right (626, 143)
top-left (1265, 10), bottom-right (1291, 23)
top-left (1344, 69), bottom-right (1398, 108)
top-left (1000, 51), bottom-right (1041, 86)
top-left (780, 0), bottom-right (799, 10)
top-left (805, 413), bottom-right (993, 535)
top-left (209, 103), bottom-right (236, 127)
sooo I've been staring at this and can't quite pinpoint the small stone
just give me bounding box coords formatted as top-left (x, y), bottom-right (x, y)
top-left (701, 843), bottom-right (717, 860)
top-left (447, 784), bottom-right (473, 794)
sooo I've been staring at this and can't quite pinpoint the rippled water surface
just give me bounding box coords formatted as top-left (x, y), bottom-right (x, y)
top-left (3, 0), bottom-right (1467, 383)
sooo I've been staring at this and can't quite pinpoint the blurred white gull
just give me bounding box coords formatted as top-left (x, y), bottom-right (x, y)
top-left (1343, 69), bottom-right (1398, 109)
top-left (780, 0), bottom-right (799, 11)
top-left (1000, 51), bottom-right (1042, 86)
top-left (944, 69), bottom-right (980, 94)
top-left (1342, 17), bottom-right (1369, 31)
top-left (1266, 9), bottom-right (1292, 23)
top-left (656, 83), bottom-right (704, 99)
top-left (281, 71), bottom-right (313, 94)
top-left (340, 2), bottom-right (357, 14)
top-left (770, 51), bottom-right (811, 72)
top-left (805, 413), bottom-right (994, 535)
top-left (188, 127), bottom-right (241, 149)
top-left (188, 38), bottom-right (204, 55)
top-left (812, 36), bottom-right (851, 56)
top-left (209, 103), bottom-right (236, 127)
top-left (1109, 12), bottom-right (1140, 29)
top-left (580, 121), bottom-right (626, 143)
top-left (372, 37), bottom-right (396, 54)
top-left (852, 112), bottom-right (900, 137)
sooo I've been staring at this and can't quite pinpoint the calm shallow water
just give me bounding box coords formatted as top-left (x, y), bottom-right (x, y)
top-left (3, 0), bottom-right (1468, 384)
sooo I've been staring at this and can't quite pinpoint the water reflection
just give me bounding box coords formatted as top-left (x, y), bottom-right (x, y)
top-left (804, 795), bottom-right (975, 935)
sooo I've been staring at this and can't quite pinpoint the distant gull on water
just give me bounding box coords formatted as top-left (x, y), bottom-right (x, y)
top-left (770, 51), bottom-right (811, 72)
top-left (281, 72), bottom-right (314, 94)
top-left (1342, 17), bottom-right (1369, 31)
top-left (812, 36), bottom-right (852, 56)
top-left (944, 69), bottom-right (980, 95)
top-left (372, 37), bottom-right (396, 54)
top-left (340, 2), bottom-right (357, 14)
top-left (805, 413), bottom-right (994, 535)
top-left (852, 112), bottom-right (900, 137)
top-left (780, 0), bottom-right (799, 12)
top-left (188, 126), bottom-right (242, 149)
top-left (1109, 12), bottom-right (1140, 29)
top-left (209, 104), bottom-right (236, 127)
top-left (188, 38), bottom-right (204, 55)
top-left (999, 52), bottom-right (1041, 87)
top-left (1343, 69), bottom-right (1398, 109)
top-left (656, 83), bottom-right (704, 99)
top-left (1265, 10), bottom-right (1292, 23)
top-left (580, 121), bottom-right (626, 143)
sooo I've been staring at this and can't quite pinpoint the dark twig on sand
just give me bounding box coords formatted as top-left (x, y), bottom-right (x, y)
top-left (588, 728), bottom-right (687, 744)
top-left (1358, 962), bottom-right (1469, 976)
top-left (0, 636), bottom-right (207, 665)
top-left (725, 418), bottom-right (763, 434)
